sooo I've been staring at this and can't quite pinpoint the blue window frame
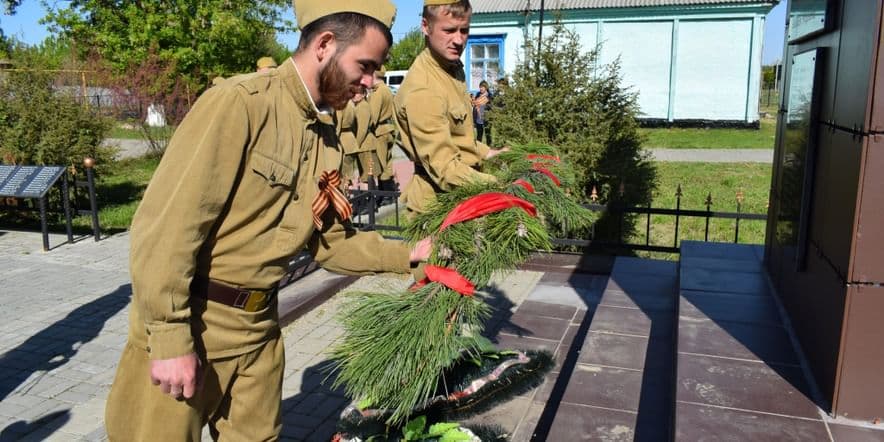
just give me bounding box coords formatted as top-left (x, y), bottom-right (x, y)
top-left (466, 35), bottom-right (505, 93)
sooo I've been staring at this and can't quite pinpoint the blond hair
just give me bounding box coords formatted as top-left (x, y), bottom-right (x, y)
top-left (423, 0), bottom-right (472, 23)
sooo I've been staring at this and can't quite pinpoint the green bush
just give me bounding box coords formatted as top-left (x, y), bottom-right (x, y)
top-left (490, 20), bottom-right (656, 241)
top-left (0, 69), bottom-right (115, 169)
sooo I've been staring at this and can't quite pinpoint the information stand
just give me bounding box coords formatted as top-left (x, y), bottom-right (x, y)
top-left (0, 165), bottom-right (74, 251)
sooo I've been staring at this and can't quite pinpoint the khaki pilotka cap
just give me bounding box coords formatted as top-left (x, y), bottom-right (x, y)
top-left (424, 0), bottom-right (462, 5)
top-left (256, 57), bottom-right (277, 69)
top-left (293, 0), bottom-right (397, 29)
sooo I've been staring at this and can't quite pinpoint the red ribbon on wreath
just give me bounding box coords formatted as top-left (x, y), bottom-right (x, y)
top-left (439, 192), bottom-right (537, 232)
top-left (411, 265), bottom-right (476, 296)
top-left (513, 179), bottom-right (535, 194)
top-left (532, 164), bottom-right (562, 187)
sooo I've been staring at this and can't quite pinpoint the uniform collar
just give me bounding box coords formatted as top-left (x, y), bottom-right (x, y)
top-left (420, 47), bottom-right (464, 78)
top-left (281, 57), bottom-right (335, 126)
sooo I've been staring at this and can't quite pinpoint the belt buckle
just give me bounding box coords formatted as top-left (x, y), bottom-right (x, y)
top-left (235, 290), bottom-right (269, 313)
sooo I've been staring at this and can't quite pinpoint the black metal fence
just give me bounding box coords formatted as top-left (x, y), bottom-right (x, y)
top-left (346, 187), bottom-right (768, 254)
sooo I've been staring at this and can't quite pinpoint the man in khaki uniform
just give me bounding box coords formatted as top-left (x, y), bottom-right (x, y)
top-left (394, 0), bottom-right (507, 214)
top-left (368, 67), bottom-right (398, 200)
top-left (105, 2), bottom-right (429, 440)
top-left (339, 91), bottom-right (374, 186)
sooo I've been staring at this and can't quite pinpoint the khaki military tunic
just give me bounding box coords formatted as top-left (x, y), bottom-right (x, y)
top-left (107, 59), bottom-right (412, 441)
top-left (126, 59), bottom-right (410, 362)
top-left (340, 98), bottom-right (375, 183)
top-left (368, 82), bottom-right (396, 180)
top-left (394, 48), bottom-right (495, 213)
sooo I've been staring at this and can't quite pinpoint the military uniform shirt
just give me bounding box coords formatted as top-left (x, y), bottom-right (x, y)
top-left (128, 59), bottom-right (411, 361)
top-left (394, 48), bottom-right (494, 213)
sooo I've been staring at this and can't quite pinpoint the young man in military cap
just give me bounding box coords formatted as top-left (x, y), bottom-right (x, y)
top-left (394, 0), bottom-right (508, 214)
top-left (105, 1), bottom-right (429, 440)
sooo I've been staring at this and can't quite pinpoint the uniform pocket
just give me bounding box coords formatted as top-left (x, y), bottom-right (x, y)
top-left (449, 104), bottom-right (469, 136)
top-left (251, 152), bottom-right (296, 189)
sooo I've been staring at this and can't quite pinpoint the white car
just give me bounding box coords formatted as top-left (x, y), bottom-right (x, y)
top-left (384, 70), bottom-right (407, 94)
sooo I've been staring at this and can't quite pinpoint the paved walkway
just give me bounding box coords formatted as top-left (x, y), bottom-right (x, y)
top-left (106, 138), bottom-right (774, 164)
top-left (0, 229), bottom-right (566, 441)
top-left (646, 148), bottom-right (773, 163)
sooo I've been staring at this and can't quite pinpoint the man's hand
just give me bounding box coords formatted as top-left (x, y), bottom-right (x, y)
top-left (150, 353), bottom-right (201, 400)
top-left (410, 237), bottom-right (432, 263)
top-left (486, 146), bottom-right (511, 159)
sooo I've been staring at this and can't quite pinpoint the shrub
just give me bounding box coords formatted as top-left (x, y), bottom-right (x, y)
top-left (0, 68), bottom-right (115, 169)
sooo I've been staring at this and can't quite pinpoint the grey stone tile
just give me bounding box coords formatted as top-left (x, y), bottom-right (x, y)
top-left (676, 353), bottom-right (820, 418)
top-left (675, 402), bottom-right (828, 441)
top-left (829, 423), bottom-right (884, 441)
top-left (680, 289), bottom-right (783, 326)
top-left (516, 300), bottom-right (578, 320)
top-left (497, 312), bottom-right (571, 341)
top-left (681, 241), bottom-right (762, 262)
top-left (606, 272), bottom-right (678, 297)
top-left (680, 266), bottom-right (771, 295)
top-left (678, 317), bottom-right (799, 365)
top-left (562, 364), bottom-right (643, 412)
top-left (526, 284), bottom-right (601, 310)
top-left (547, 403), bottom-right (636, 441)
top-left (612, 256), bottom-right (678, 277)
top-left (579, 332), bottom-right (649, 371)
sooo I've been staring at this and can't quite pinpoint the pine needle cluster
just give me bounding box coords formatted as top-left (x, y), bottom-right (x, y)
top-left (488, 144), bottom-right (597, 239)
top-left (330, 149), bottom-right (595, 426)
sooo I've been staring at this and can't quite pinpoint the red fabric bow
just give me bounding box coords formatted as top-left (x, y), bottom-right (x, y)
top-left (439, 193), bottom-right (537, 232)
top-left (513, 179), bottom-right (535, 193)
top-left (532, 164), bottom-right (561, 187)
top-left (411, 265), bottom-right (476, 296)
top-left (311, 170), bottom-right (352, 229)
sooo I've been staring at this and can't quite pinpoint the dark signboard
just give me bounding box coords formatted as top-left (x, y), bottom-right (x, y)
top-left (0, 165), bottom-right (66, 198)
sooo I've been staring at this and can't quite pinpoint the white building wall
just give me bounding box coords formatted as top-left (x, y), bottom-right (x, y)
top-left (470, 6), bottom-right (770, 123)
top-left (599, 21), bottom-right (674, 119)
top-left (673, 19), bottom-right (753, 120)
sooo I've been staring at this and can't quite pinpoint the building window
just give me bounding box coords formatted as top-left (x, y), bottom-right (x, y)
top-left (466, 36), bottom-right (504, 91)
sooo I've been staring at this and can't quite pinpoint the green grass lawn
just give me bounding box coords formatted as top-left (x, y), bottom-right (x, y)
top-left (108, 125), bottom-right (144, 139)
top-left (0, 156), bottom-right (160, 234)
top-left (640, 118), bottom-right (777, 149)
top-left (630, 161), bottom-right (772, 259)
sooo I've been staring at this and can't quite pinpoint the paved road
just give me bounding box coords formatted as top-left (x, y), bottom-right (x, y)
top-left (646, 148), bottom-right (773, 163)
top-left (106, 138), bottom-right (774, 164)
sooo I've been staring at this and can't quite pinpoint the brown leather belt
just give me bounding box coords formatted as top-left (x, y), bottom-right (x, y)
top-left (190, 277), bottom-right (277, 313)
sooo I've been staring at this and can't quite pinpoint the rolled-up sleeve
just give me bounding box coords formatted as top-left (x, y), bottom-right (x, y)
top-left (129, 87), bottom-right (250, 360)
top-left (308, 221), bottom-right (411, 276)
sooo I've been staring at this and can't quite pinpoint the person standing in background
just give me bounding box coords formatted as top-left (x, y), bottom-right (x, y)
top-left (368, 67), bottom-right (398, 204)
top-left (472, 79), bottom-right (491, 146)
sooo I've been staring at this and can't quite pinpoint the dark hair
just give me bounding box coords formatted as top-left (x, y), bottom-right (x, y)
top-left (479, 80), bottom-right (489, 89)
top-left (297, 12), bottom-right (393, 51)
top-left (423, 0), bottom-right (472, 22)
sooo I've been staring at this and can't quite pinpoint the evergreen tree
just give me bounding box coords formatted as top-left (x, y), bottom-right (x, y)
top-left (387, 27), bottom-right (424, 70)
top-left (491, 20), bottom-right (657, 241)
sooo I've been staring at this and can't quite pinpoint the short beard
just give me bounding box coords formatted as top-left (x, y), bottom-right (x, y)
top-left (319, 53), bottom-right (357, 110)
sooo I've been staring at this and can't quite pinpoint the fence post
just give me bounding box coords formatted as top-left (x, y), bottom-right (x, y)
top-left (674, 184), bottom-right (683, 249)
top-left (62, 169), bottom-right (74, 243)
top-left (735, 190), bottom-right (744, 243)
top-left (704, 192), bottom-right (713, 242)
top-left (84, 157), bottom-right (101, 241)
top-left (617, 182), bottom-right (625, 245)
